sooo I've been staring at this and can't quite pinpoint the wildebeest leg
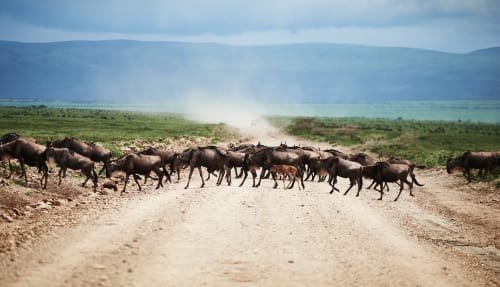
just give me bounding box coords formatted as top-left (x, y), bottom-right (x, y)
top-left (41, 164), bottom-right (48, 189)
top-left (329, 176), bottom-right (339, 194)
top-left (406, 177), bottom-right (414, 197)
top-left (255, 168), bottom-right (266, 187)
top-left (58, 167), bottom-right (64, 185)
top-left (225, 168), bottom-right (231, 186)
top-left (184, 166), bottom-right (195, 189)
top-left (98, 164), bottom-right (106, 176)
top-left (155, 168), bottom-right (163, 189)
top-left (271, 171), bottom-right (278, 189)
top-left (163, 165), bottom-right (171, 184)
top-left (394, 179), bottom-right (405, 201)
top-left (366, 179), bottom-right (377, 189)
top-left (465, 168), bottom-right (472, 183)
top-left (300, 169), bottom-right (305, 189)
top-left (288, 173), bottom-right (295, 189)
top-left (82, 176), bottom-right (89, 187)
top-left (355, 176), bottom-right (363, 197)
top-left (374, 182), bottom-right (384, 200)
top-left (82, 167), bottom-right (91, 187)
top-left (263, 169), bottom-right (271, 179)
top-left (216, 169), bottom-right (225, 186)
top-left (133, 173), bottom-right (142, 191)
top-left (19, 158), bottom-right (28, 183)
top-left (251, 170), bottom-right (257, 187)
top-left (288, 176), bottom-right (297, 189)
top-left (304, 168), bottom-right (313, 181)
top-left (198, 167), bottom-right (205, 188)
top-left (343, 178), bottom-right (356, 196)
top-left (238, 169), bottom-right (248, 187)
top-left (92, 168), bottom-right (98, 191)
top-left (6, 159), bottom-right (13, 178)
top-left (237, 167), bottom-right (244, 178)
top-left (121, 173), bottom-right (130, 193)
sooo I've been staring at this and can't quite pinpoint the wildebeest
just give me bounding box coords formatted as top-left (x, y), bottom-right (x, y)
top-left (0, 138), bottom-right (48, 188)
top-left (46, 147), bottom-right (98, 191)
top-left (447, 151), bottom-right (498, 183)
top-left (387, 157), bottom-right (424, 187)
top-left (224, 150), bottom-right (247, 182)
top-left (349, 152), bottom-right (377, 166)
top-left (49, 137), bottom-right (112, 174)
top-left (279, 145), bottom-right (320, 182)
top-left (323, 157), bottom-right (363, 196)
top-left (170, 156), bottom-right (188, 181)
top-left (1, 133), bottom-right (22, 178)
top-left (178, 146), bottom-right (230, 189)
top-left (137, 147), bottom-right (174, 183)
top-left (244, 147), bottom-right (305, 189)
top-left (106, 153), bottom-right (167, 193)
top-left (270, 164), bottom-right (301, 190)
top-left (372, 162), bottom-right (414, 201)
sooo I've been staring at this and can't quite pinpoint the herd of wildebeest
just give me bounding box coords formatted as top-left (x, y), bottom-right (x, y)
top-left (1, 132), bottom-right (499, 201)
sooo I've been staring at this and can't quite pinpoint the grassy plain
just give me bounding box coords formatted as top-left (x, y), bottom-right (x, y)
top-left (278, 117), bottom-right (500, 170)
top-left (0, 106), bottom-right (236, 155)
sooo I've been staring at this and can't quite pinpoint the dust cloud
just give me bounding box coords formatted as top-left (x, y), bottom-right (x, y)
top-left (181, 89), bottom-right (279, 139)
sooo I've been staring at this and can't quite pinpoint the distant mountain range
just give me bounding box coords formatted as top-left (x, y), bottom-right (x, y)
top-left (1, 40), bottom-right (499, 103)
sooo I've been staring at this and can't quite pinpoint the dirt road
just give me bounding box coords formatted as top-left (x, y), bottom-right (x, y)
top-left (1, 126), bottom-right (499, 286)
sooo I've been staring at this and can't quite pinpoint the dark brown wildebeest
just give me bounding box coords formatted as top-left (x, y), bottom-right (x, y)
top-left (1, 132), bottom-right (22, 178)
top-left (49, 137), bottom-right (112, 174)
top-left (178, 146), bottom-right (230, 189)
top-left (324, 149), bottom-right (349, 159)
top-left (270, 164), bottom-right (301, 190)
top-left (323, 157), bottom-right (363, 196)
top-left (0, 138), bottom-right (48, 188)
top-left (447, 151), bottom-right (498, 183)
top-left (46, 147), bottom-right (98, 191)
top-left (244, 147), bottom-right (305, 189)
top-left (106, 153), bottom-right (167, 193)
top-left (224, 150), bottom-right (247, 182)
top-left (279, 145), bottom-right (320, 182)
top-left (349, 152), bottom-right (377, 166)
top-left (228, 143), bottom-right (257, 178)
top-left (170, 156), bottom-right (188, 181)
top-left (300, 147), bottom-right (333, 182)
top-left (387, 157), bottom-right (424, 187)
top-left (236, 145), bottom-right (268, 187)
top-left (348, 152), bottom-right (391, 191)
top-left (137, 147), bottom-right (174, 183)
top-left (372, 162), bottom-right (414, 201)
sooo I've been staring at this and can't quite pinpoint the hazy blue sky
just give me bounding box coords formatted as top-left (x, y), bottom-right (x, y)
top-left (0, 0), bottom-right (499, 53)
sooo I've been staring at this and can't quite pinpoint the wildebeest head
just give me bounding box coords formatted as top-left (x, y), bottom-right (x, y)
top-left (446, 156), bottom-right (463, 174)
top-left (178, 147), bottom-right (194, 164)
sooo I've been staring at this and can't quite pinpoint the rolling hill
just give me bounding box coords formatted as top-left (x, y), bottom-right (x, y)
top-left (1, 40), bottom-right (499, 102)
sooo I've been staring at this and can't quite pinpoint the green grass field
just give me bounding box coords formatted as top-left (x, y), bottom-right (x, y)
top-left (278, 117), bottom-right (500, 169)
top-left (0, 106), bottom-right (237, 155)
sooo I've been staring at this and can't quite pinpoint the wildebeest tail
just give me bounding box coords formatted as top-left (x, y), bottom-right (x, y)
top-left (409, 168), bottom-right (424, 186)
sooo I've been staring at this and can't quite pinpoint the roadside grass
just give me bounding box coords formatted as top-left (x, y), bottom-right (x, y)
top-left (280, 117), bottom-right (500, 182)
top-left (0, 106), bottom-right (237, 155)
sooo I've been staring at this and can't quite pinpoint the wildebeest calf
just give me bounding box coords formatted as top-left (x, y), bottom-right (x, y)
top-left (270, 164), bottom-right (301, 190)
